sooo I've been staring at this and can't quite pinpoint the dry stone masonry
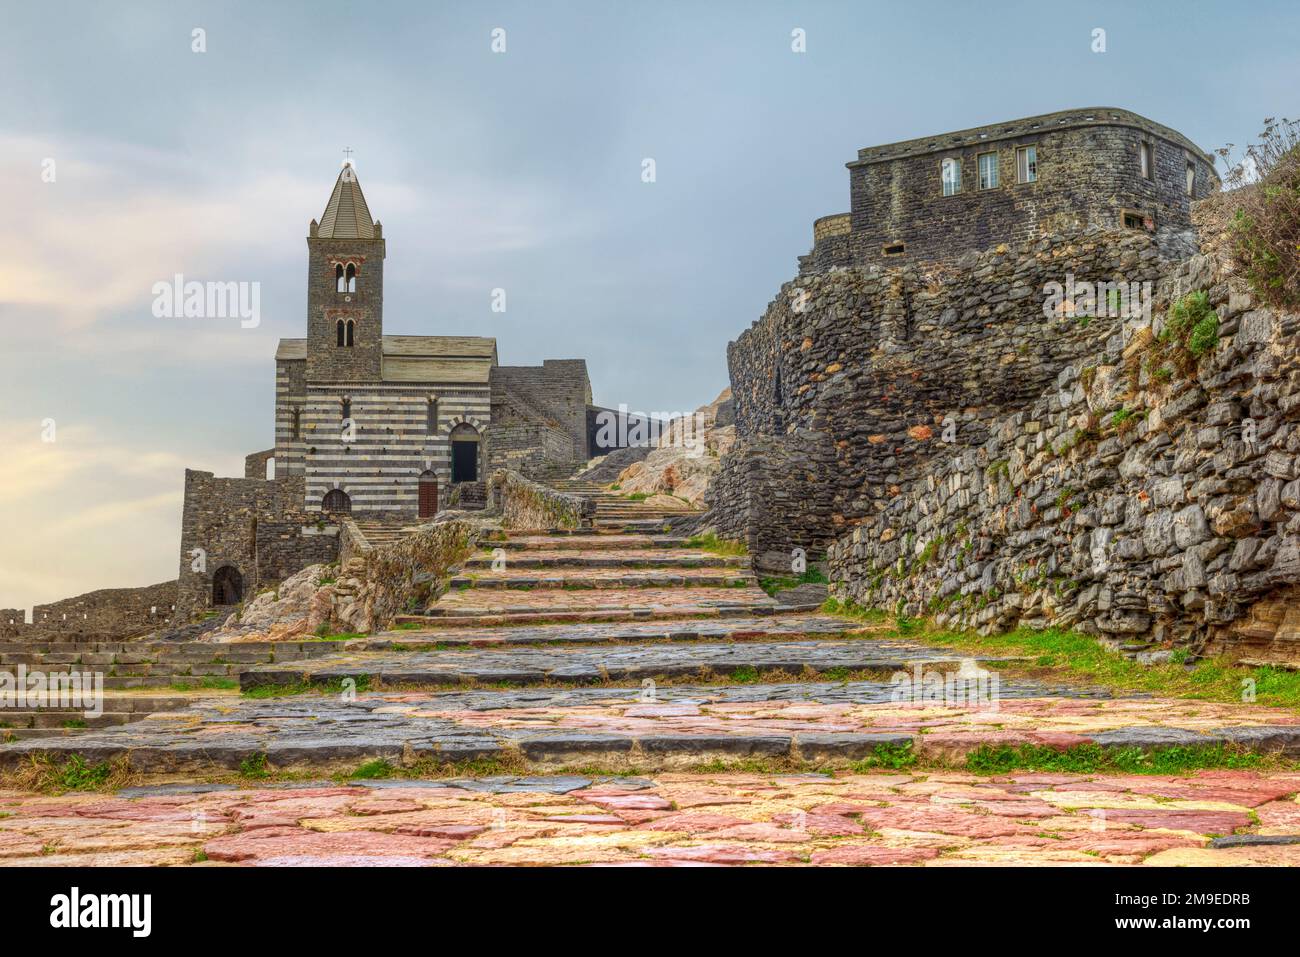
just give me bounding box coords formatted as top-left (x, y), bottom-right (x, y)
top-left (829, 245), bottom-right (1300, 664)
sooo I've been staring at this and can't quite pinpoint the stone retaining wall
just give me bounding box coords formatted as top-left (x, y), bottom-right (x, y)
top-left (488, 469), bottom-right (594, 530)
top-left (718, 228), bottom-right (1167, 559)
top-left (827, 249), bottom-right (1300, 664)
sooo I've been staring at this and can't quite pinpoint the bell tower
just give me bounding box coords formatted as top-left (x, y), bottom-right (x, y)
top-left (306, 159), bottom-right (385, 381)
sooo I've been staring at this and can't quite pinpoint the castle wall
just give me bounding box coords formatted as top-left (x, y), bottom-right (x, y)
top-left (486, 422), bottom-right (578, 481)
top-left (176, 469), bottom-right (339, 620)
top-left (0, 580), bottom-right (178, 641)
top-left (821, 109), bottom-right (1215, 269)
top-left (828, 250), bottom-right (1300, 663)
top-left (491, 361), bottom-right (593, 460)
top-left (719, 228), bottom-right (1167, 559)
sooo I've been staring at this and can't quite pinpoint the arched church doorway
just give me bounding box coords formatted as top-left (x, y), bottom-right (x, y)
top-left (418, 471), bottom-right (439, 519)
top-left (322, 489), bottom-right (352, 513)
top-left (450, 423), bottom-right (480, 483)
top-left (212, 566), bottom-right (244, 605)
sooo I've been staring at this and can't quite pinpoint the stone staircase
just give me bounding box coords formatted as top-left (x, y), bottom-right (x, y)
top-left (350, 517), bottom-right (422, 548)
top-left (549, 477), bottom-right (699, 527)
top-left (10, 505), bottom-right (1300, 786)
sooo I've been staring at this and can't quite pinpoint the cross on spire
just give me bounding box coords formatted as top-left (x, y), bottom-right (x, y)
top-left (342, 147), bottom-right (354, 165)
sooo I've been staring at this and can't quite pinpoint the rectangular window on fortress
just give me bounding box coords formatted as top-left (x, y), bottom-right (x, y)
top-left (941, 158), bottom-right (961, 195)
top-left (1140, 142), bottom-right (1153, 180)
top-left (1016, 146), bottom-right (1037, 183)
top-left (977, 151), bottom-right (998, 189)
top-left (1186, 161), bottom-right (1195, 196)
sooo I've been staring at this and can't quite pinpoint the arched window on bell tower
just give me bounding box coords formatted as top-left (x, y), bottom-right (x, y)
top-left (335, 263), bottom-right (345, 292)
top-left (346, 263), bottom-right (357, 293)
top-left (345, 318), bottom-right (355, 346)
top-left (336, 318), bottom-right (346, 347)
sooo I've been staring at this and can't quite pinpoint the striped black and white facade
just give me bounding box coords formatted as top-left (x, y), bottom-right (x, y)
top-left (270, 162), bottom-right (589, 518)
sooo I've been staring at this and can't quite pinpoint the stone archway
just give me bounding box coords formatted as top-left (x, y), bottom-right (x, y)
top-left (322, 489), bottom-right (352, 513)
top-left (212, 566), bottom-right (244, 606)
top-left (450, 423), bottom-right (481, 483)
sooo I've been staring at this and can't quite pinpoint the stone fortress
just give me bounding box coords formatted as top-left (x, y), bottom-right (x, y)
top-left (709, 105), bottom-right (1300, 664)
top-left (806, 107), bottom-right (1218, 270)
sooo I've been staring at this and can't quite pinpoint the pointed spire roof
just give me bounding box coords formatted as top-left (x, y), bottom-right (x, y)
top-left (317, 161), bottom-right (376, 239)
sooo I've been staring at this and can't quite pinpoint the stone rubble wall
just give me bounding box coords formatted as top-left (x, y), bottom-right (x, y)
top-left (1, 581), bottom-right (179, 641)
top-left (828, 249), bottom-right (1300, 664)
top-left (488, 469), bottom-right (594, 530)
top-left (331, 519), bottom-right (479, 634)
top-left (176, 470), bottom-right (339, 621)
top-left (719, 228), bottom-right (1169, 559)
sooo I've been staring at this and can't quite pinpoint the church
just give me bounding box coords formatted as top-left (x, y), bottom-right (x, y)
top-left (175, 160), bottom-right (625, 618)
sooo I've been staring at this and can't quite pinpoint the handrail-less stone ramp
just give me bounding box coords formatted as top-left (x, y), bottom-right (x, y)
top-left (4, 506), bottom-right (1300, 866)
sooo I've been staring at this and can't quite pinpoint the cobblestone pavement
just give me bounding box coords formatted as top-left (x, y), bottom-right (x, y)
top-left (3, 770), bottom-right (1299, 866)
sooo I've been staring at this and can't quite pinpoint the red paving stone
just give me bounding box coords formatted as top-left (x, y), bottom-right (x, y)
top-left (1, 770), bottom-right (1296, 867)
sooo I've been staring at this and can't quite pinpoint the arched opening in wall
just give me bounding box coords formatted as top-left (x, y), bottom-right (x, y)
top-left (450, 423), bottom-right (480, 483)
top-left (265, 457), bottom-right (275, 480)
top-left (346, 319), bottom-right (355, 346)
top-left (212, 566), bottom-right (244, 606)
top-left (322, 489), bottom-right (352, 513)
top-left (418, 470), bottom-right (439, 519)
top-left (336, 318), bottom-right (346, 347)
top-left (346, 263), bottom-right (357, 293)
top-left (335, 263), bottom-right (345, 292)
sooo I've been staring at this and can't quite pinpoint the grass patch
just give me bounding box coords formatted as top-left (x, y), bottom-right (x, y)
top-left (965, 742), bottom-right (1269, 775)
top-left (239, 752), bottom-right (270, 779)
top-left (849, 741), bottom-right (918, 771)
top-left (346, 759), bottom-right (396, 780)
top-left (169, 677), bottom-right (240, 692)
top-left (685, 533), bottom-right (748, 556)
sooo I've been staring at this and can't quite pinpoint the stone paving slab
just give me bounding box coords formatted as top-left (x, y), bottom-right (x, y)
top-left (6, 676), bottom-right (1300, 772)
top-left (465, 549), bottom-right (746, 568)
top-left (2, 769), bottom-right (1297, 866)
top-left (450, 569), bottom-right (755, 589)
top-left (240, 638), bottom-right (989, 689)
top-left (358, 614), bottom-right (863, 649)
top-left (428, 585), bottom-right (778, 616)
top-left (494, 535), bottom-right (693, 550)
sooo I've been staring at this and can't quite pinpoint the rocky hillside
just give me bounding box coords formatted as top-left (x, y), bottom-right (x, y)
top-left (612, 389), bottom-right (735, 505)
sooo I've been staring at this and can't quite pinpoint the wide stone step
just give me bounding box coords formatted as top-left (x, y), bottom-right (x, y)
top-left (494, 535), bottom-right (695, 550)
top-left (423, 585), bottom-right (780, 619)
top-left (447, 570), bottom-right (756, 590)
top-left (359, 614), bottom-right (866, 648)
top-left (394, 604), bottom-right (806, 628)
top-left (243, 638), bottom-right (996, 689)
top-left (11, 672), bottom-right (1300, 774)
top-left (464, 551), bottom-right (744, 569)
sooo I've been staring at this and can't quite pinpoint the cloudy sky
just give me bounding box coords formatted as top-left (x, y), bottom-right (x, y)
top-left (1, 0), bottom-right (1296, 611)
